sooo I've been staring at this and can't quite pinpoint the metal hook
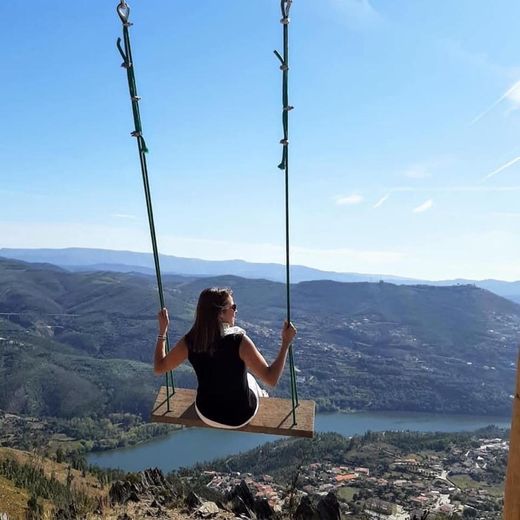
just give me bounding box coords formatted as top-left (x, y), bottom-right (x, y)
top-left (281, 0), bottom-right (292, 18)
top-left (117, 1), bottom-right (130, 24)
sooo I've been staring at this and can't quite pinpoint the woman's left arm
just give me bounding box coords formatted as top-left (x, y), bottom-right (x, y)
top-left (153, 308), bottom-right (188, 375)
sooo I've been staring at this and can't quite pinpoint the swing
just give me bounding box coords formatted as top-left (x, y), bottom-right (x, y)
top-left (115, 0), bottom-right (315, 438)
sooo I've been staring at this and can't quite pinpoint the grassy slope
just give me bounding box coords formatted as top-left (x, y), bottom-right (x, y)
top-left (0, 475), bottom-right (29, 519)
top-left (0, 447), bottom-right (104, 519)
top-left (0, 447), bottom-right (103, 497)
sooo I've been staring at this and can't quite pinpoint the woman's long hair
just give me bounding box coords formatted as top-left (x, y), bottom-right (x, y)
top-left (185, 287), bottom-right (232, 353)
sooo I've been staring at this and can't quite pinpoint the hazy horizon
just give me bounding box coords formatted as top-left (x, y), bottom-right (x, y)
top-left (4, 245), bottom-right (520, 284)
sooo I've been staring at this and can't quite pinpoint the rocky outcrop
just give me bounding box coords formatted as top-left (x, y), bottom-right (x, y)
top-left (185, 491), bottom-right (203, 509)
top-left (107, 470), bottom-right (341, 520)
top-left (316, 492), bottom-right (341, 520)
top-left (225, 480), bottom-right (275, 519)
top-left (295, 495), bottom-right (320, 520)
top-left (196, 501), bottom-right (221, 518)
top-left (109, 468), bottom-right (177, 506)
top-left (294, 492), bottom-right (341, 520)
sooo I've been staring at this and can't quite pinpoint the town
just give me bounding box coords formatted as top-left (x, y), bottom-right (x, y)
top-left (200, 435), bottom-right (507, 518)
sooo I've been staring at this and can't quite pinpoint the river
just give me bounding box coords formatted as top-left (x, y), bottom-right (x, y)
top-left (87, 411), bottom-right (511, 472)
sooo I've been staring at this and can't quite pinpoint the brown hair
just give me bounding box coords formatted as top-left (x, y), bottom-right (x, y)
top-left (185, 287), bottom-right (233, 353)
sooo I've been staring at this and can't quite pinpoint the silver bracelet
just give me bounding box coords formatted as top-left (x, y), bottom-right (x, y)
top-left (157, 334), bottom-right (167, 340)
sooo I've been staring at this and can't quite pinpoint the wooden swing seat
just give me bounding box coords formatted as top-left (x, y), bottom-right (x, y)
top-left (151, 387), bottom-right (315, 438)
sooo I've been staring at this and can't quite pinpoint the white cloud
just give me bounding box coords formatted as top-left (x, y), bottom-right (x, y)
top-left (404, 166), bottom-right (431, 179)
top-left (440, 39), bottom-right (520, 123)
top-left (482, 156), bottom-right (520, 182)
top-left (336, 194), bottom-right (363, 206)
top-left (505, 85), bottom-right (520, 113)
top-left (471, 80), bottom-right (520, 125)
top-left (413, 199), bottom-right (433, 214)
top-left (373, 193), bottom-right (390, 208)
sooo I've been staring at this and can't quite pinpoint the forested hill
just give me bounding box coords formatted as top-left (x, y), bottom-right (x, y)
top-left (1, 256), bottom-right (519, 418)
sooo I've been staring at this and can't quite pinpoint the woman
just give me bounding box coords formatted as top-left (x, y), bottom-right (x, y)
top-left (154, 287), bottom-right (297, 429)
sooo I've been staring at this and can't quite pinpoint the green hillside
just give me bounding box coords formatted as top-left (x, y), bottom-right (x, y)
top-left (0, 256), bottom-right (518, 418)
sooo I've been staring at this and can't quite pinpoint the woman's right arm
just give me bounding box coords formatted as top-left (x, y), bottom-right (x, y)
top-left (153, 308), bottom-right (189, 375)
top-left (239, 321), bottom-right (297, 387)
top-left (154, 336), bottom-right (188, 375)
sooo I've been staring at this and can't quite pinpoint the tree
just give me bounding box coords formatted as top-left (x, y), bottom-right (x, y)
top-left (56, 448), bottom-right (65, 464)
top-left (26, 495), bottom-right (43, 520)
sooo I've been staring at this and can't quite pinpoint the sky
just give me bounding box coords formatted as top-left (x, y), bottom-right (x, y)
top-left (2, 1), bottom-right (520, 281)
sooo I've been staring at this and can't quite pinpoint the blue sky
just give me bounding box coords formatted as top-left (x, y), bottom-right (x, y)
top-left (2, 0), bottom-right (520, 280)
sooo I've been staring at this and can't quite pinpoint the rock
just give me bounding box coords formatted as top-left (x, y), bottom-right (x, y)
top-left (110, 480), bottom-right (137, 505)
top-left (254, 497), bottom-right (274, 519)
top-left (229, 496), bottom-right (256, 519)
top-left (226, 480), bottom-right (258, 518)
top-left (235, 480), bottom-right (256, 511)
top-left (295, 495), bottom-right (319, 520)
top-left (128, 491), bottom-right (140, 503)
top-left (186, 491), bottom-right (203, 509)
top-left (109, 468), bottom-right (177, 506)
top-left (197, 501), bottom-right (221, 517)
top-left (215, 499), bottom-right (229, 511)
top-left (225, 480), bottom-right (275, 519)
top-left (316, 492), bottom-right (340, 520)
top-left (141, 468), bottom-right (168, 488)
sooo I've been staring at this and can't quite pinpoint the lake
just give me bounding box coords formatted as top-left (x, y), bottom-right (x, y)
top-left (87, 411), bottom-right (511, 472)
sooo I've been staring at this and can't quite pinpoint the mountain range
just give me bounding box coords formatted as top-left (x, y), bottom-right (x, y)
top-left (2, 247), bottom-right (520, 302)
top-left (0, 255), bottom-right (519, 419)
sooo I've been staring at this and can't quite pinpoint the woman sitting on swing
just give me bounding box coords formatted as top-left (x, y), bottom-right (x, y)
top-left (154, 287), bottom-right (297, 429)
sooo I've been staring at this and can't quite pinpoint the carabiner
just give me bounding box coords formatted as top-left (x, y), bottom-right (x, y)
top-left (116, 1), bottom-right (130, 25)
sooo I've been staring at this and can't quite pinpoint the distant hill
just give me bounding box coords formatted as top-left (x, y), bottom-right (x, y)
top-left (0, 256), bottom-right (519, 418)
top-left (2, 247), bottom-right (520, 303)
top-left (0, 247), bottom-right (380, 282)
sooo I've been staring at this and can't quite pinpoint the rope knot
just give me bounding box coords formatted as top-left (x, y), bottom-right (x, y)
top-left (280, 17), bottom-right (290, 25)
top-left (280, 139), bottom-right (289, 145)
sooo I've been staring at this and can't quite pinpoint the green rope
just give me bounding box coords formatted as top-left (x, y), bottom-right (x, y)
top-left (275, 0), bottom-right (299, 426)
top-left (116, 1), bottom-right (175, 407)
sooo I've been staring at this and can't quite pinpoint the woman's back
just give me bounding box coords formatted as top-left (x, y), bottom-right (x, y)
top-left (186, 331), bottom-right (257, 427)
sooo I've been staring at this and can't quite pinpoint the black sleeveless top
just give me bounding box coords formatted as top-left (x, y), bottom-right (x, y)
top-left (186, 332), bottom-right (257, 427)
